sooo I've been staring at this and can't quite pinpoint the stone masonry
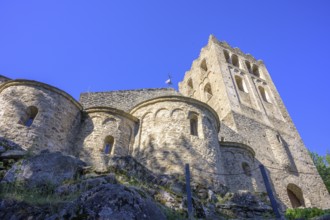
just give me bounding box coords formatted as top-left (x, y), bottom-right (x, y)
top-left (179, 35), bottom-right (330, 209)
top-left (0, 35), bottom-right (329, 211)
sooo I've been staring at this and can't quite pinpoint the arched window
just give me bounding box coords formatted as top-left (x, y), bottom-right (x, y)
top-left (204, 83), bottom-right (213, 100)
top-left (242, 162), bottom-right (252, 176)
top-left (231, 54), bottom-right (239, 68)
top-left (245, 60), bottom-right (252, 73)
top-left (252, 64), bottom-right (260, 77)
top-left (224, 50), bottom-right (230, 63)
top-left (20, 106), bottom-right (38, 127)
top-left (287, 184), bottom-right (305, 208)
top-left (200, 59), bottom-right (208, 72)
top-left (235, 75), bottom-right (248, 93)
top-left (189, 114), bottom-right (198, 136)
top-left (187, 78), bottom-right (193, 90)
top-left (259, 86), bottom-right (271, 103)
top-left (104, 136), bottom-right (114, 154)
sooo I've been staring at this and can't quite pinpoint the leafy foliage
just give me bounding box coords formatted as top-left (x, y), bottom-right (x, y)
top-left (309, 151), bottom-right (330, 193)
top-left (285, 208), bottom-right (330, 220)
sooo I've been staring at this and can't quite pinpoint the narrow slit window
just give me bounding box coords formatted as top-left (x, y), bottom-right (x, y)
top-left (21, 106), bottom-right (38, 127)
top-left (276, 134), bottom-right (282, 143)
top-left (104, 136), bottom-right (114, 154)
top-left (224, 50), bottom-right (230, 63)
top-left (231, 54), bottom-right (239, 68)
top-left (190, 115), bottom-right (198, 136)
top-left (200, 59), bottom-right (208, 72)
top-left (235, 75), bottom-right (248, 93)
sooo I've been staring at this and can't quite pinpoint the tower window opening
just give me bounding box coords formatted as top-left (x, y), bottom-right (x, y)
top-left (259, 86), bottom-right (271, 103)
top-left (242, 162), bottom-right (252, 176)
top-left (20, 106), bottom-right (38, 127)
top-left (252, 64), bottom-right (260, 77)
top-left (204, 83), bottom-right (213, 100)
top-left (187, 78), bottom-right (193, 89)
top-left (235, 75), bottom-right (248, 93)
top-left (200, 59), bottom-right (208, 72)
top-left (224, 50), bottom-right (230, 63)
top-left (245, 60), bottom-right (252, 73)
top-left (231, 54), bottom-right (239, 68)
top-left (104, 136), bottom-right (114, 154)
top-left (189, 114), bottom-right (198, 136)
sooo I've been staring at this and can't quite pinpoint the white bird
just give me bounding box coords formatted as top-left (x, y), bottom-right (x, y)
top-left (165, 74), bottom-right (172, 86)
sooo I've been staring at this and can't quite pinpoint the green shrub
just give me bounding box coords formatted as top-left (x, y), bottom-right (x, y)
top-left (285, 207), bottom-right (330, 220)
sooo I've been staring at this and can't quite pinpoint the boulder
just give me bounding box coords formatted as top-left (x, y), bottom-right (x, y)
top-left (0, 150), bottom-right (27, 159)
top-left (0, 137), bottom-right (23, 151)
top-left (57, 184), bottom-right (166, 220)
top-left (2, 150), bottom-right (86, 189)
top-left (0, 146), bottom-right (5, 153)
top-left (0, 184), bottom-right (166, 220)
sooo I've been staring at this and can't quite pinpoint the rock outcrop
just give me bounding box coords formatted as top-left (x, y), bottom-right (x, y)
top-left (2, 150), bottom-right (86, 188)
top-left (0, 150), bottom-right (277, 219)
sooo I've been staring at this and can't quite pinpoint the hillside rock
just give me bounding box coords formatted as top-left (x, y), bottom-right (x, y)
top-left (2, 150), bottom-right (86, 188)
top-left (0, 150), bottom-right (26, 159)
top-left (0, 183), bottom-right (166, 220)
top-left (56, 183), bottom-right (166, 220)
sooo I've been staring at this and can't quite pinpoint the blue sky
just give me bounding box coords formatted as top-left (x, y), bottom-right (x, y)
top-left (0, 1), bottom-right (329, 155)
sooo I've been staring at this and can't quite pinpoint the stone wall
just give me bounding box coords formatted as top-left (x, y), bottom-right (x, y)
top-left (80, 88), bottom-right (181, 112)
top-left (178, 35), bottom-right (330, 209)
top-left (0, 80), bottom-right (82, 154)
top-left (76, 107), bottom-right (138, 172)
top-left (130, 96), bottom-right (225, 189)
top-left (0, 75), bottom-right (10, 85)
top-left (219, 142), bottom-right (265, 193)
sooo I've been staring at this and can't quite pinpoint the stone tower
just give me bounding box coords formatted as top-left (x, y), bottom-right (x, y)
top-left (179, 35), bottom-right (330, 209)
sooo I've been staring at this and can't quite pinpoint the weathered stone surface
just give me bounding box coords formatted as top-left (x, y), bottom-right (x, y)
top-left (0, 184), bottom-right (166, 220)
top-left (179, 35), bottom-right (330, 209)
top-left (80, 88), bottom-right (181, 111)
top-left (2, 150), bottom-right (86, 188)
top-left (131, 96), bottom-right (224, 189)
top-left (0, 150), bottom-right (26, 159)
top-left (76, 109), bottom-right (137, 172)
top-left (0, 137), bottom-right (23, 151)
top-left (0, 80), bottom-right (82, 154)
top-left (58, 184), bottom-right (166, 220)
top-left (0, 199), bottom-right (54, 220)
top-left (0, 34), bottom-right (329, 213)
top-left (55, 174), bottom-right (117, 196)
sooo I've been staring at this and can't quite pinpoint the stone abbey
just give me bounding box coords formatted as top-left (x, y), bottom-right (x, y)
top-left (0, 35), bottom-right (329, 210)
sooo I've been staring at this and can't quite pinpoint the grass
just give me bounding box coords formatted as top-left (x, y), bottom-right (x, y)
top-left (285, 208), bottom-right (330, 220)
top-left (0, 182), bottom-right (79, 206)
top-left (160, 205), bottom-right (187, 220)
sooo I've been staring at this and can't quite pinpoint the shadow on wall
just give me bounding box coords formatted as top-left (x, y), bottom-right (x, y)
top-left (0, 97), bottom-right (40, 151)
top-left (135, 133), bottom-right (223, 190)
top-left (281, 138), bottom-right (299, 176)
top-left (74, 115), bottom-right (111, 170)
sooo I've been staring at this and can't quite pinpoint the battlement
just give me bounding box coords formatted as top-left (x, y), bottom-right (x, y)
top-left (208, 35), bottom-right (264, 65)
